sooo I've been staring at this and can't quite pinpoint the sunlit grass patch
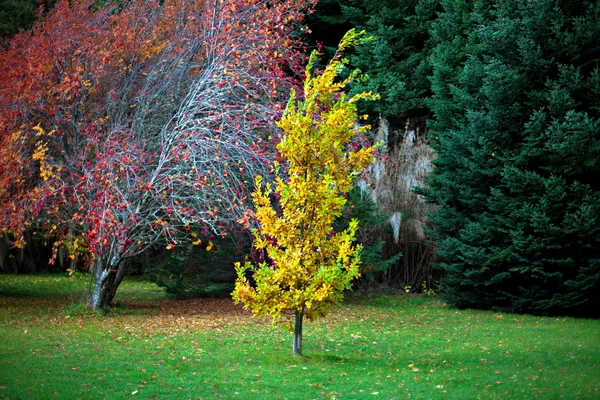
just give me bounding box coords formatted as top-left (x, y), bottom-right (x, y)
top-left (0, 274), bottom-right (599, 399)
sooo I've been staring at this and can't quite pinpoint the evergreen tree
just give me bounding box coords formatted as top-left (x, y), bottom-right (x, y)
top-left (0, 0), bottom-right (37, 38)
top-left (307, 0), bottom-right (440, 125)
top-left (426, 0), bottom-right (600, 316)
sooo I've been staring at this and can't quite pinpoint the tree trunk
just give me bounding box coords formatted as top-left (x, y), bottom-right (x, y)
top-left (293, 309), bottom-right (304, 356)
top-left (0, 234), bottom-right (8, 272)
top-left (104, 265), bottom-right (125, 307)
top-left (69, 256), bottom-right (77, 273)
top-left (88, 259), bottom-right (124, 310)
top-left (89, 260), bottom-right (110, 310)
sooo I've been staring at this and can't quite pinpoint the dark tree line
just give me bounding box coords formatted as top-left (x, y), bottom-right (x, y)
top-left (308, 0), bottom-right (600, 316)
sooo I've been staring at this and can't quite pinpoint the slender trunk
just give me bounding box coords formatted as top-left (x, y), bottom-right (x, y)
top-left (69, 256), bottom-right (77, 272)
top-left (57, 245), bottom-right (65, 269)
top-left (18, 247), bottom-right (25, 272)
top-left (24, 231), bottom-right (36, 273)
top-left (293, 309), bottom-right (304, 356)
top-left (0, 235), bottom-right (8, 272)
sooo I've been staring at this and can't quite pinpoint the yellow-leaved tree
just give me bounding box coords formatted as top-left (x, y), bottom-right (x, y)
top-left (232, 29), bottom-right (379, 356)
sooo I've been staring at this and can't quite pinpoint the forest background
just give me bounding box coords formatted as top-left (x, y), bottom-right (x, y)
top-left (0, 0), bottom-right (598, 317)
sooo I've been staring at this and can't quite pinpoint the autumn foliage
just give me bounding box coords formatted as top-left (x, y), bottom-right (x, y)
top-left (232, 30), bottom-right (378, 356)
top-left (0, 0), bottom-right (316, 308)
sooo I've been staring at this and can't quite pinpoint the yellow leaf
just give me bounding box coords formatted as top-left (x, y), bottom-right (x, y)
top-left (232, 29), bottom-right (376, 346)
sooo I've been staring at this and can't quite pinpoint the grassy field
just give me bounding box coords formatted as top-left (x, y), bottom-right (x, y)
top-left (0, 274), bottom-right (599, 399)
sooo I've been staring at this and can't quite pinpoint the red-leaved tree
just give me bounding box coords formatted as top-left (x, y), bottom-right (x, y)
top-left (0, 0), bottom-right (316, 309)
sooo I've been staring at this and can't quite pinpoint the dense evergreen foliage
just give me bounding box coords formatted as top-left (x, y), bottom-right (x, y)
top-left (307, 0), bottom-right (439, 125)
top-left (425, 0), bottom-right (600, 316)
top-left (148, 240), bottom-right (242, 299)
top-left (306, 1), bottom-right (440, 294)
top-left (0, 0), bottom-right (51, 39)
top-left (334, 187), bottom-right (403, 285)
top-left (309, 0), bottom-right (600, 316)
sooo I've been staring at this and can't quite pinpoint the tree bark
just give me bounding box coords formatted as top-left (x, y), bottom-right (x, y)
top-left (293, 309), bottom-right (304, 356)
top-left (89, 260), bottom-right (110, 310)
top-left (104, 265), bottom-right (125, 307)
top-left (88, 259), bottom-right (124, 310)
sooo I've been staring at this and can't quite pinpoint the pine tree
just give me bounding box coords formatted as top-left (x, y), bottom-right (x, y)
top-left (307, 0), bottom-right (440, 125)
top-left (0, 0), bottom-right (38, 38)
top-left (426, 0), bottom-right (600, 316)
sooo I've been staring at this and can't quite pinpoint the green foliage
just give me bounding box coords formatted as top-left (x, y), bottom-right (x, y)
top-left (148, 239), bottom-right (242, 299)
top-left (307, 0), bottom-right (440, 123)
top-left (425, 0), bottom-right (600, 316)
top-left (335, 187), bottom-right (402, 284)
top-left (1, 275), bottom-right (600, 399)
top-left (0, 0), bottom-right (37, 38)
top-left (358, 239), bottom-right (401, 282)
top-left (151, 250), bottom-right (189, 297)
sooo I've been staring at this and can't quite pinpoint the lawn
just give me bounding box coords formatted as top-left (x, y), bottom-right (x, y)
top-left (0, 274), bottom-right (599, 399)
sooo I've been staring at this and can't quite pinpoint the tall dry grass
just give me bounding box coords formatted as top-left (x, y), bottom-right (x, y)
top-left (357, 117), bottom-right (439, 290)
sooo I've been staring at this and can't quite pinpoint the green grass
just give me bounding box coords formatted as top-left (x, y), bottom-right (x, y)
top-left (0, 274), bottom-right (599, 399)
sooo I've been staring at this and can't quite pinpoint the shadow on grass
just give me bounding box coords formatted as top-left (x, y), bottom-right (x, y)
top-left (0, 286), bottom-right (39, 298)
top-left (0, 273), bottom-right (89, 296)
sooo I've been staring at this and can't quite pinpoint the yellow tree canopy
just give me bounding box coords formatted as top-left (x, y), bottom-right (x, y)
top-left (232, 29), bottom-right (379, 329)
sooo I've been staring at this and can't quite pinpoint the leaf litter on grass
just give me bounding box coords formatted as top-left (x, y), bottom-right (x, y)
top-left (1, 276), bottom-right (599, 399)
